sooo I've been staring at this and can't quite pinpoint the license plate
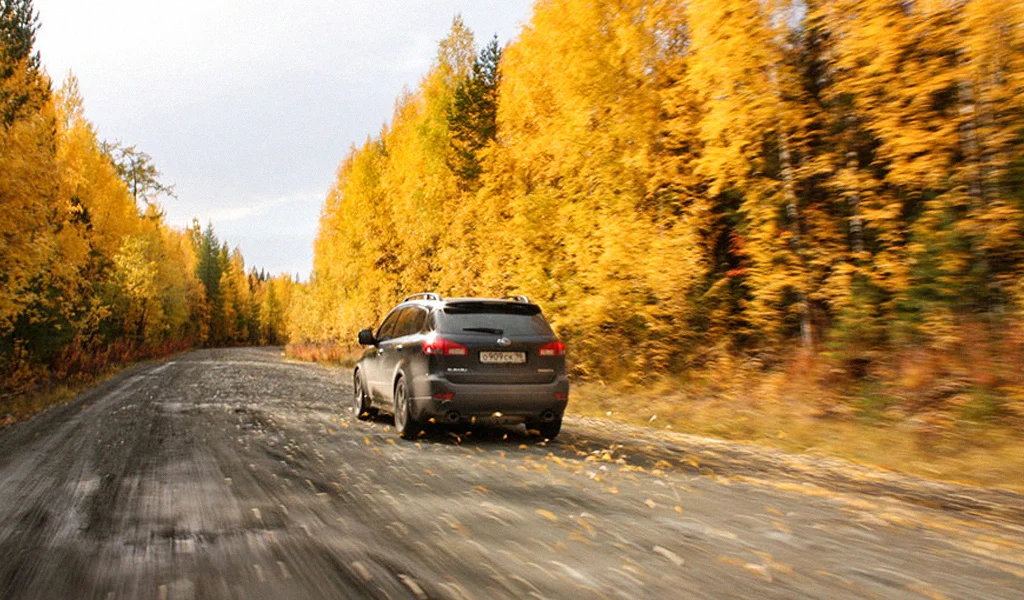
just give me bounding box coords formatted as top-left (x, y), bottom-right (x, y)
top-left (479, 351), bottom-right (526, 364)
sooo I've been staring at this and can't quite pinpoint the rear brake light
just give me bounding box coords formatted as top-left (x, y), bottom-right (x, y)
top-left (538, 340), bottom-right (566, 357)
top-left (422, 335), bottom-right (469, 356)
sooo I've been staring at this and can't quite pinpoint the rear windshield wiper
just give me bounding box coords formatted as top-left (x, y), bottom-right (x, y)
top-left (462, 327), bottom-right (504, 334)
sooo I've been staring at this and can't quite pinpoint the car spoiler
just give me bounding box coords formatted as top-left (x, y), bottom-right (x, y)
top-left (443, 300), bottom-right (542, 316)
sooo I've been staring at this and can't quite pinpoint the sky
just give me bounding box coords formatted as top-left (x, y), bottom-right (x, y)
top-left (32, 0), bottom-right (535, 280)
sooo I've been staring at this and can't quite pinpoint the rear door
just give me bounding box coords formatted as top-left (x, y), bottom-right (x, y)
top-left (378, 306), bottom-right (428, 399)
top-left (367, 309), bottom-right (402, 400)
top-left (375, 307), bottom-right (410, 399)
top-left (434, 302), bottom-right (562, 385)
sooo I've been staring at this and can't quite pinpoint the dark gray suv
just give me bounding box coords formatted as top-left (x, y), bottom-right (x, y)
top-left (353, 293), bottom-right (569, 440)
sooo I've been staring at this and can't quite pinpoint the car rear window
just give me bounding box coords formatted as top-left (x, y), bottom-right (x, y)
top-left (436, 303), bottom-right (554, 336)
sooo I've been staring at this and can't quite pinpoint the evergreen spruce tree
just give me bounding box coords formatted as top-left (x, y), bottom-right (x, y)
top-left (0, 0), bottom-right (45, 124)
top-left (447, 36), bottom-right (501, 189)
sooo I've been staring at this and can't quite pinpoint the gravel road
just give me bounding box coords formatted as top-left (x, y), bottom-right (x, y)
top-left (1, 347), bottom-right (1023, 599)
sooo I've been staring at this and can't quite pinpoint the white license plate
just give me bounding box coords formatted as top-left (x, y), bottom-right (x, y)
top-left (479, 351), bottom-right (526, 364)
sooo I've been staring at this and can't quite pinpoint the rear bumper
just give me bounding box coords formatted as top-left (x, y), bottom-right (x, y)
top-left (409, 374), bottom-right (569, 422)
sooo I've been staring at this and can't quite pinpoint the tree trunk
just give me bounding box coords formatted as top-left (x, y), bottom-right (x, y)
top-left (777, 129), bottom-right (812, 348)
top-left (845, 114), bottom-right (864, 257)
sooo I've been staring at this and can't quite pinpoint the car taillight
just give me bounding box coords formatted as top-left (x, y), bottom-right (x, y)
top-left (422, 335), bottom-right (469, 356)
top-left (538, 340), bottom-right (566, 357)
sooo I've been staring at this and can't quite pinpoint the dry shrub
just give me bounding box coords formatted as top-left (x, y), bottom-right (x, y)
top-left (1, 337), bottom-right (192, 428)
top-left (884, 321), bottom-right (1022, 425)
top-left (47, 338), bottom-right (191, 385)
top-left (0, 342), bottom-right (48, 394)
top-left (570, 334), bottom-right (1024, 490)
top-left (286, 342), bottom-right (359, 367)
top-left (780, 349), bottom-right (846, 417)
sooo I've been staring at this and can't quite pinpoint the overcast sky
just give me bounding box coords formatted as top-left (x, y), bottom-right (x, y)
top-left (32, 1), bottom-right (535, 279)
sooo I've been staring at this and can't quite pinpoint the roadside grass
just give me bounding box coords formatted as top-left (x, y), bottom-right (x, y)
top-left (570, 368), bottom-right (1024, 493)
top-left (0, 380), bottom-right (105, 430)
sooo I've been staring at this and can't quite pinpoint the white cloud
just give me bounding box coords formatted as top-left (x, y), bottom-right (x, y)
top-left (205, 192), bottom-right (319, 224)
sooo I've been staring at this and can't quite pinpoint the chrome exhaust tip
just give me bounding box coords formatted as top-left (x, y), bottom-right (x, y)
top-left (445, 411), bottom-right (461, 423)
top-left (540, 410), bottom-right (556, 423)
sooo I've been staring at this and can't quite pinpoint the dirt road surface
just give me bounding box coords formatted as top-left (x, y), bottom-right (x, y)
top-left (2, 348), bottom-right (1023, 599)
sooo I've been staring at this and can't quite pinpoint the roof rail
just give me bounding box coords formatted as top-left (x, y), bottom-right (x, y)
top-left (403, 292), bottom-right (443, 303)
top-left (503, 295), bottom-right (530, 303)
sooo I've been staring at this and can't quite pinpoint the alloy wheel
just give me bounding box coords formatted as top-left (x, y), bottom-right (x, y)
top-left (394, 381), bottom-right (407, 433)
top-left (352, 374), bottom-right (365, 418)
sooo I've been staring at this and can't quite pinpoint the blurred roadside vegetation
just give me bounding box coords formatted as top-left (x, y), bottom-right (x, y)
top-left (0, 0), bottom-right (292, 416)
top-left (572, 343), bottom-right (1024, 492)
top-left (288, 0), bottom-right (1024, 486)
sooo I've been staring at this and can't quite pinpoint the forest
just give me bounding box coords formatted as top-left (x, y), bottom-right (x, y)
top-left (291, 0), bottom-right (1024, 429)
top-left (4, 0), bottom-right (1024, 447)
top-left (0, 0), bottom-right (291, 404)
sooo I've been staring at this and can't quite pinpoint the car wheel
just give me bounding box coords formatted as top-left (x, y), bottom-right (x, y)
top-left (528, 414), bottom-right (562, 440)
top-left (393, 377), bottom-right (422, 440)
top-left (352, 369), bottom-right (376, 420)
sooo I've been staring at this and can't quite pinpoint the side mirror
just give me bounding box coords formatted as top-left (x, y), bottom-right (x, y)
top-left (357, 329), bottom-right (376, 346)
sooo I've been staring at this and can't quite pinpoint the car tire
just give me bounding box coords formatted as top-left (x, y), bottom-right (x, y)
top-left (528, 414), bottom-right (562, 440)
top-left (392, 377), bottom-right (422, 440)
top-left (352, 369), bottom-right (376, 420)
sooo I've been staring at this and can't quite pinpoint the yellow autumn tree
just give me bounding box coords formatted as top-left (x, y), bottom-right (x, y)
top-left (0, 55), bottom-right (57, 338)
top-left (295, 17), bottom-right (478, 350)
top-left (484, 0), bottom-right (707, 374)
top-left (817, 0), bottom-right (1024, 350)
top-left (293, 0), bottom-right (1024, 398)
top-left (2, 3), bottom-right (289, 393)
